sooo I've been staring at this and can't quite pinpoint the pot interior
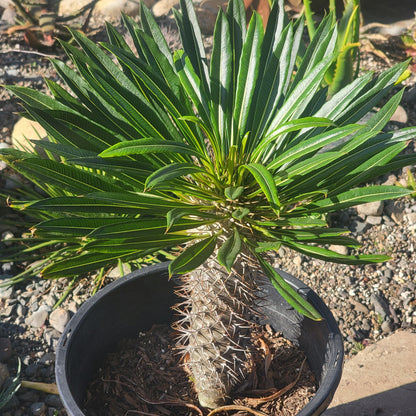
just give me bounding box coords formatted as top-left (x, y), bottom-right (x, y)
top-left (56, 263), bottom-right (343, 416)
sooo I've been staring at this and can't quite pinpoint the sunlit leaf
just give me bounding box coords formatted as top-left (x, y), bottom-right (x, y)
top-left (217, 229), bottom-right (241, 271)
top-left (257, 255), bottom-right (322, 320)
top-left (169, 235), bottom-right (217, 276)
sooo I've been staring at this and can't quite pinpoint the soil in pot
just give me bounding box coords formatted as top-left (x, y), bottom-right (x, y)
top-left (83, 322), bottom-right (317, 416)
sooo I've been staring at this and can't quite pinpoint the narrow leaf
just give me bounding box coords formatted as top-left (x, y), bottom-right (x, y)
top-left (301, 186), bottom-right (412, 214)
top-left (169, 235), bottom-right (217, 276)
top-left (145, 163), bottom-right (207, 190)
top-left (257, 255), bottom-right (322, 320)
top-left (217, 230), bottom-right (241, 271)
top-left (242, 163), bottom-right (280, 211)
top-left (100, 138), bottom-right (202, 158)
top-left (285, 241), bottom-right (390, 265)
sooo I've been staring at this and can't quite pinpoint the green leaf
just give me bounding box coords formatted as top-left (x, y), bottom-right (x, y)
top-left (301, 186), bottom-right (413, 214)
top-left (265, 53), bottom-right (335, 136)
top-left (166, 207), bottom-right (212, 231)
top-left (256, 255), bottom-right (322, 321)
top-left (250, 16), bottom-right (299, 144)
top-left (26, 192), bottom-right (203, 214)
top-left (0, 358), bottom-right (21, 410)
top-left (145, 163), bottom-right (207, 190)
top-left (217, 229), bottom-right (241, 271)
top-left (328, 141), bottom-right (408, 196)
top-left (232, 12), bottom-right (263, 143)
top-left (11, 159), bottom-right (123, 194)
top-left (278, 228), bottom-right (360, 247)
top-left (138, 2), bottom-right (174, 67)
top-left (225, 186), bottom-right (244, 200)
top-left (84, 234), bottom-right (195, 253)
top-left (232, 207), bottom-right (250, 220)
top-left (210, 9), bottom-right (232, 149)
top-left (174, 0), bottom-right (209, 93)
top-left (99, 138), bottom-right (203, 159)
top-left (88, 218), bottom-right (209, 239)
top-left (35, 217), bottom-right (124, 237)
top-left (242, 163), bottom-right (280, 212)
top-left (255, 217), bottom-right (328, 227)
top-left (41, 251), bottom-right (143, 278)
top-left (274, 152), bottom-right (344, 187)
top-left (0, 147), bottom-right (39, 161)
top-left (169, 235), bottom-right (217, 276)
top-left (266, 124), bottom-right (361, 170)
top-left (253, 117), bottom-right (338, 161)
top-left (174, 50), bottom-right (211, 127)
top-left (255, 241), bottom-right (282, 252)
top-left (105, 21), bottom-right (132, 53)
top-left (285, 241), bottom-right (390, 265)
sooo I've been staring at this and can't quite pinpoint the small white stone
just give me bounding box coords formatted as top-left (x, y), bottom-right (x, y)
top-left (49, 308), bottom-right (70, 333)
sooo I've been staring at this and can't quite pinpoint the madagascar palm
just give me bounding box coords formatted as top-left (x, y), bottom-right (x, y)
top-left (1, 0), bottom-right (416, 408)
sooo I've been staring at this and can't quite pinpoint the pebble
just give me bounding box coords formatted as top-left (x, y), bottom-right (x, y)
top-left (352, 301), bottom-right (370, 314)
top-left (25, 310), bottom-right (49, 328)
top-left (43, 328), bottom-right (61, 349)
top-left (381, 269), bottom-right (393, 283)
top-left (45, 394), bottom-right (62, 408)
top-left (49, 308), bottom-right (70, 333)
top-left (25, 363), bottom-right (40, 377)
top-left (0, 362), bottom-right (9, 388)
top-left (30, 401), bottom-right (47, 416)
top-left (384, 200), bottom-right (405, 224)
top-left (390, 105), bottom-right (408, 124)
top-left (361, 318), bottom-right (371, 332)
top-left (329, 245), bottom-right (349, 255)
top-left (1, 262), bottom-right (14, 274)
top-left (406, 212), bottom-right (416, 224)
top-left (0, 285), bottom-right (14, 299)
top-left (381, 319), bottom-right (394, 334)
top-left (19, 390), bottom-right (40, 402)
top-left (370, 293), bottom-right (390, 319)
top-left (39, 352), bottom-right (55, 365)
top-left (0, 337), bottom-right (13, 362)
top-left (356, 200), bottom-right (384, 217)
top-left (350, 220), bottom-right (370, 234)
top-left (366, 215), bottom-right (383, 225)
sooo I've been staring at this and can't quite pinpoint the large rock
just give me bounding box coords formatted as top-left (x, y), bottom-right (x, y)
top-left (11, 118), bottom-right (47, 153)
top-left (59, 0), bottom-right (156, 19)
top-left (356, 200), bottom-right (384, 217)
top-left (152, 0), bottom-right (179, 18)
top-left (152, 0), bottom-right (225, 31)
top-left (0, 0), bottom-right (12, 8)
top-left (94, 0), bottom-right (140, 18)
top-left (58, 0), bottom-right (92, 15)
top-left (323, 331), bottom-right (416, 416)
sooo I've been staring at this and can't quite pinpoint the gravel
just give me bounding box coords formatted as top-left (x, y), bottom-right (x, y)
top-left (1, 9), bottom-right (416, 416)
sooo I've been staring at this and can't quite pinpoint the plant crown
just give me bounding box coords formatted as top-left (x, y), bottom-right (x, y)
top-left (1, 0), bottom-right (416, 318)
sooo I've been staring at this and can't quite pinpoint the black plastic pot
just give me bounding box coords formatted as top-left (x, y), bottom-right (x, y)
top-left (56, 262), bottom-right (344, 416)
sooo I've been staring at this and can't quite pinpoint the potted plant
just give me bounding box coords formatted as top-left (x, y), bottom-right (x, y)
top-left (1, 0), bottom-right (416, 413)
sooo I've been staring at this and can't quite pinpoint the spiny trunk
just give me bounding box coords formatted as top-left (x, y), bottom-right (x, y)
top-left (174, 251), bottom-right (260, 409)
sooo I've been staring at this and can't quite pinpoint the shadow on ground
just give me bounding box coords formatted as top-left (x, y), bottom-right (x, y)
top-left (323, 382), bottom-right (416, 416)
top-left (361, 0), bottom-right (415, 24)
